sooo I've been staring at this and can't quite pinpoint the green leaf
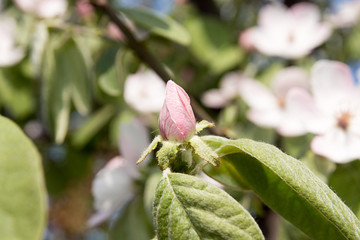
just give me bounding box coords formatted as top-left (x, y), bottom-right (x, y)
top-left (0, 68), bottom-right (35, 119)
top-left (47, 38), bottom-right (72, 143)
top-left (67, 38), bottom-right (92, 115)
top-left (208, 46), bottom-right (244, 74)
top-left (329, 161), bottom-right (360, 219)
top-left (202, 136), bottom-right (360, 240)
top-left (109, 195), bottom-right (153, 240)
top-left (137, 135), bottom-right (162, 165)
top-left (195, 120), bottom-right (214, 133)
top-left (45, 37), bottom-right (92, 143)
top-left (301, 151), bottom-right (336, 183)
top-left (185, 16), bottom-right (243, 73)
top-left (189, 135), bottom-right (219, 167)
top-left (156, 141), bottom-right (178, 170)
top-left (30, 22), bottom-right (48, 77)
top-left (120, 7), bottom-right (190, 46)
top-left (144, 171), bottom-right (163, 219)
top-left (96, 46), bottom-right (123, 96)
top-left (153, 172), bottom-right (264, 240)
top-left (0, 116), bottom-right (47, 239)
top-left (71, 105), bottom-right (116, 148)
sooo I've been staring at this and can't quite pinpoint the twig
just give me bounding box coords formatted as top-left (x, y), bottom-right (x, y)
top-left (90, 0), bottom-right (172, 82)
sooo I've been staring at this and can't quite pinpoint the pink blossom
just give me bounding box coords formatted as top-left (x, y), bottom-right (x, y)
top-left (14, 0), bottom-right (67, 18)
top-left (242, 3), bottom-right (331, 59)
top-left (238, 29), bottom-right (254, 51)
top-left (239, 67), bottom-right (310, 136)
top-left (291, 60), bottom-right (360, 163)
top-left (202, 72), bottom-right (248, 108)
top-left (76, 0), bottom-right (94, 19)
top-left (158, 80), bottom-right (196, 142)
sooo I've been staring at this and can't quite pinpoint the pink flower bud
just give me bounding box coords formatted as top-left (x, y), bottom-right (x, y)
top-left (158, 80), bottom-right (196, 142)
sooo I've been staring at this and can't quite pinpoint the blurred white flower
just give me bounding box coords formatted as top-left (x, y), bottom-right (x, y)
top-left (242, 3), bottom-right (331, 59)
top-left (89, 119), bottom-right (151, 227)
top-left (330, 0), bottom-right (360, 28)
top-left (14, 0), bottom-right (67, 18)
top-left (291, 60), bottom-right (360, 163)
top-left (124, 70), bottom-right (166, 113)
top-left (202, 72), bottom-right (251, 108)
top-left (90, 156), bottom-right (134, 227)
top-left (239, 67), bottom-right (310, 136)
top-left (0, 16), bottom-right (24, 67)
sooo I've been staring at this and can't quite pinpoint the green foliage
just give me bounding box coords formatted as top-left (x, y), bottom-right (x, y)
top-left (189, 135), bottom-right (219, 167)
top-left (195, 120), bottom-right (215, 133)
top-left (96, 46), bottom-right (128, 97)
top-left (0, 68), bottom-right (35, 119)
top-left (202, 136), bottom-right (360, 240)
top-left (185, 15), bottom-right (243, 73)
top-left (0, 116), bottom-right (47, 240)
top-left (45, 37), bottom-right (91, 143)
top-left (156, 141), bottom-right (178, 170)
top-left (109, 195), bottom-right (153, 240)
top-left (119, 7), bottom-right (191, 46)
top-left (329, 161), bottom-right (360, 219)
top-left (137, 135), bottom-right (162, 165)
top-left (153, 172), bottom-right (264, 240)
top-left (71, 105), bottom-right (117, 148)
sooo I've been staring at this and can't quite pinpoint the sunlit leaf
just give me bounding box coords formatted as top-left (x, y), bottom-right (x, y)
top-left (203, 136), bottom-right (360, 240)
top-left (0, 116), bottom-right (47, 240)
top-left (185, 16), bottom-right (243, 73)
top-left (153, 172), bottom-right (264, 240)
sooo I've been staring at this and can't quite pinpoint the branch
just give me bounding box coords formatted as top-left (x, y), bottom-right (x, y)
top-left (90, 0), bottom-right (172, 82)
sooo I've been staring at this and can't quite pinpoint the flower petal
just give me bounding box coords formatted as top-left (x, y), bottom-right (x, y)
top-left (201, 89), bottom-right (230, 109)
top-left (158, 80), bottom-right (196, 141)
top-left (220, 72), bottom-right (246, 98)
top-left (247, 108), bottom-right (282, 128)
top-left (92, 157), bottom-right (134, 214)
top-left (272, 67), bottom-right (309, 99)
top-left (239, 79), bottom-right (278, 109)
top-left (311, 130), bottom-right (360, 163)
top-left (124, 70), bottom-right (166, 113)
top-left (311, 60), bottom-right (355, 113)
top-left (286, 88), bottom-right (333, 134)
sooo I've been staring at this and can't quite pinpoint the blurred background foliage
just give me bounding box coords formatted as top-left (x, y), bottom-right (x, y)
top-left (1, 0), bottom-right (360, 239)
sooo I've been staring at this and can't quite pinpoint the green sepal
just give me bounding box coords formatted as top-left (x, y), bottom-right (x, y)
top-left (156, 141), bottom-right (178, 170)
top-left (190, 135), bottom-right (219, 167)
top-left (137, 135), bottom-right (162, 165)
top-left (195, 120), bottom-right (215, 133)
